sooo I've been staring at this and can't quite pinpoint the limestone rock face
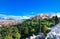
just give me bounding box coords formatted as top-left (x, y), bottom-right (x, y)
top-left (35, 33), bottom-right (45, 39)
top-left (46, 23), bottom-right (60, 39)
top-left (26, 33), bottom-right (45, 39)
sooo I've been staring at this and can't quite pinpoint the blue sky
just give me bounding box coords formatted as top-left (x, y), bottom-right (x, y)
top-left (0, 0), bottom-right (60, 19)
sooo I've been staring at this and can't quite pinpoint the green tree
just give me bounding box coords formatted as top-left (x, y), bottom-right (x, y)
top-left (43, 26), bottom-right (51, 36)
top-left (55, 15), bottom-right (59, 25)
top-left (0, 34), bottom-right (2, 39)
top-left (15, 32), bottom-right (21, 39)
top-left (38, 19), bottom-right (41, 32)
top-left (4, 35), bottom-right (12, 39)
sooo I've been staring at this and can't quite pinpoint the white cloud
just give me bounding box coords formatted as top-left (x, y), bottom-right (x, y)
top-left (56, 13), bottom-right (60, 17)
top-left (0, 14), bottom-right (30, 20)
top-left (52, 13), bottom-right (60, 17)
top-left (0, 12), bottom-right (60, 20)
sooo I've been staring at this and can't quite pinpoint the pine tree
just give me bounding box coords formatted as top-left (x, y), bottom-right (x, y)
top-left (55, 15), bottom-right (59, 25)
